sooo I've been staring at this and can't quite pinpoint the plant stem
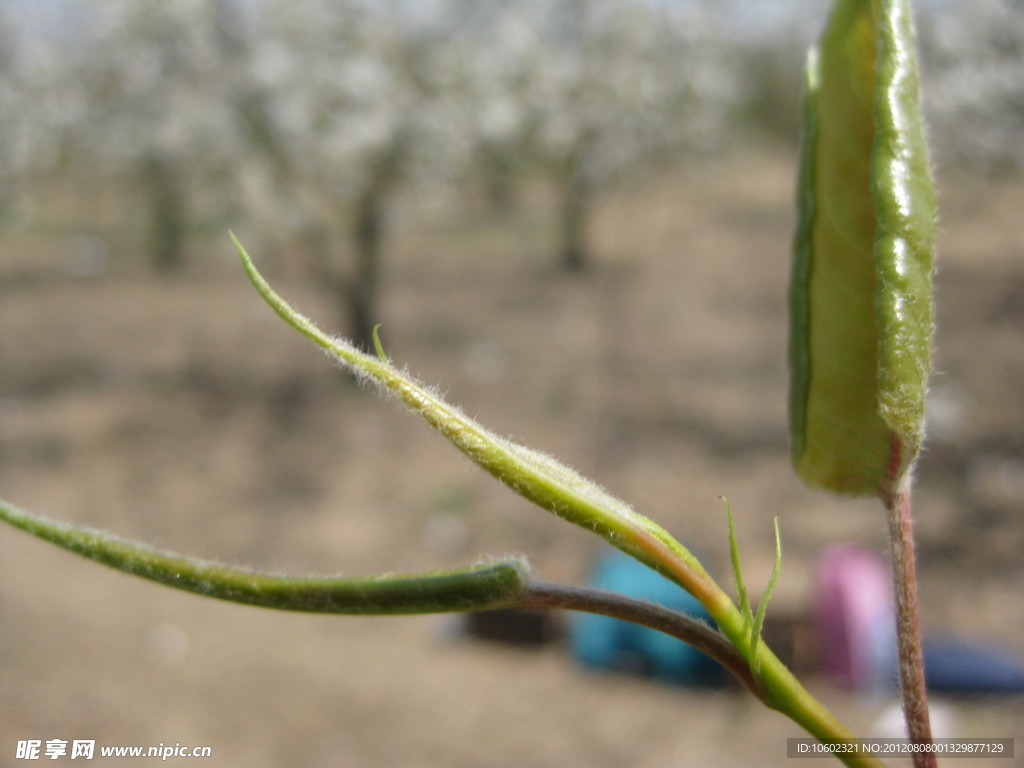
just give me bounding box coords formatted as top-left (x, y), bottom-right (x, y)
top-left (607, 520), bottom-right (887, 767)
top-left (712, 600), bottom-right (888, 768)
top-left (526, 580), bottom-right (886, 768)
top-left (522, 580), bottom-right (758, 696)
top-left (884, 484), bottom-right (936, 768)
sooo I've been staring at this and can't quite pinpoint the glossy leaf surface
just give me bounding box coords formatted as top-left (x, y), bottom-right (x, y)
top-left (790, 0), bottom-right (935, 497)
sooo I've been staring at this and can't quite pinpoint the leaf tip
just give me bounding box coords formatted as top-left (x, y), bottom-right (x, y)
top-left (372, 324), bottom-right (389, 362)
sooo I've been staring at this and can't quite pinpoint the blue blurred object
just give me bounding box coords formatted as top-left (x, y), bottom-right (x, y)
top-left (923, 636), bottom-right (1024, 694)
top-left (569, 549), bottom-right (726, 686)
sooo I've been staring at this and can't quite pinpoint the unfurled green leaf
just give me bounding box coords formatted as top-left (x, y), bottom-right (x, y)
top-left (789, 0), bottom-right (936, 498)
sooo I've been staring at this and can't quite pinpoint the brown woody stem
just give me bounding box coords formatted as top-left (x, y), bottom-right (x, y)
top-left (884, 484), bottom-right (936, 768)
top-left (522, 579), bottom-right (760, 698)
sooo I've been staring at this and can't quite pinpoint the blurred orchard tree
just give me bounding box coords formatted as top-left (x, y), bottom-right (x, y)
top-left (23, 0), bottom-right (233, 273)
top-left (209, 0), bottom-right (738, 344)
top-left (219, 0), bottom-right (474, 351)
top-left (2, 0), bottom-right (1020, 329)
top-left (445, 0), bottom-right (738, 272)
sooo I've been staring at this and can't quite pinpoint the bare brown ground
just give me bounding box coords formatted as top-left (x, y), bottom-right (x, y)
top-left (1, 151), bottom-right (1021, 767)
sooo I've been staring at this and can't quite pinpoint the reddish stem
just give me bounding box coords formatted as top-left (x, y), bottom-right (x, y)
top-left (884, 483), bottom-right (936, 768)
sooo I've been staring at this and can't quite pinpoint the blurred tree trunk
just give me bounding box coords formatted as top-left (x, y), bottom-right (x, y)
top-left (346, 184), bottom-right (385, 352)
top-left (304, 143), bottom-right (405, 353)
top-left (478, 140), bottom-right (519, 215)
top-left (301, 196), bottom-right (383, 355)
top-left (297, 181), bottom-right (395, 354)
top-left (344, 140), bottom-right (406, 351)
top-left (558, 141), bottom-right (595, 273)
top-left (143, 152), bottom-right (187, 274)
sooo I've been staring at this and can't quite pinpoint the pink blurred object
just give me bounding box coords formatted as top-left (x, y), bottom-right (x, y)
top-left (815, 544), bottom-right (896, 691)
